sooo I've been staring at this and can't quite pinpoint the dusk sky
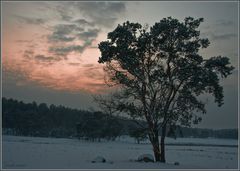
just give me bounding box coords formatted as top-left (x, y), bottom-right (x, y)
top-left (2, 1), bottom-right (238, 129)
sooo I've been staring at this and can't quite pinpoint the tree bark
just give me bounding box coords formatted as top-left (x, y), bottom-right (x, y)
top-left (150, 128), bottom-right (161, 162)
top-left (160, 124), bottom-right (167, 163)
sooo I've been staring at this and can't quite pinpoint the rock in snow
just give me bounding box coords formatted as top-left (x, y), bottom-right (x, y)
top-left (137, 154), bottom-right (154, 162)
top-left (91, 156), bottom-right (106, 163)
top-left (174, 162), bottom-right (180, 165)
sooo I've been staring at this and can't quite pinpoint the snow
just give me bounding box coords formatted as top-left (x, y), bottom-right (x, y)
top-left (119, 135), bottom-right (238, 146)
top-left (2, 135), bottom-right (238, 169)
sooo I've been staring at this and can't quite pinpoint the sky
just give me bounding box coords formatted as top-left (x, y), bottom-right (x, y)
top-left (2, 1), bottom-right (239, 129)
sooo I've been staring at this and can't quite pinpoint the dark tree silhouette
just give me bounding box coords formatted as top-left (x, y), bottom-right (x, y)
top-left (97, 17), bottom-right (234, 162)
top-left (2, 98), bottom-right (238, 140)
top-left (76, 111), bottom-right (123, 141)
top-left (129, 125), bottom-right (148, 144)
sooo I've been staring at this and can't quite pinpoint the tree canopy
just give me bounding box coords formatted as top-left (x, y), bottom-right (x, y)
top-left (97, 17), bottom-right (234, 162)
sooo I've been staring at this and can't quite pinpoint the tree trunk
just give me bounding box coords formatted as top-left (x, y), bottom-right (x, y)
top-left (153, 140), bottom-right (160, 162)
top-left (150, 129), bottom-right (161, 162)
top-left (160, 124), bottom-right (167, 163)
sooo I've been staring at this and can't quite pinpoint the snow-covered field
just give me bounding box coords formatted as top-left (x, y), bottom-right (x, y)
top-left (2, 135), bottom-right (238, 169)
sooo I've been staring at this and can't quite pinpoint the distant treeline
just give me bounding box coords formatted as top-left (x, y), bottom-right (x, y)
top-left (2, 97), bottom-right (126, 141)
top-left (165, 126), bottom-right (238, 139)
top-left (2, 97), bottom-right (238, 140)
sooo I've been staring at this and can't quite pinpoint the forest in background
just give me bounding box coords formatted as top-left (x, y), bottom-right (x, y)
top-left (2, 97), bottom-right (238, 141)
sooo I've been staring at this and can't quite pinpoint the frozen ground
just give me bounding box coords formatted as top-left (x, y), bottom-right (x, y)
top-left (2, 135), bottom-right (238, 169)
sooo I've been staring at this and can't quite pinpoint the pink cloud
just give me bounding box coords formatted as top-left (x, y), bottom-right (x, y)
top-left (3, 26), bottom-right (110, 94)
top-left (2, 2), bottom-right (120, 94)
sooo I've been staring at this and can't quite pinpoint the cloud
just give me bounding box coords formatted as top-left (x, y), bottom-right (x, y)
top-left (47, 21), bottom-right (100, 44)
top-left (48, 45), bottom-right (86, 56)
top-left (75, 2), bottom-right (125, 17)
top-left (76, 2), bottom-right (126, 27)
top-left (48, 24), bottom-right (82, 42)
top-left (95, 17), bottom-right (118, 27)
top-left (48, 35), bottom-right (75, 42)
top-left (23, 50), bottom-right (63, 64)
top-left (42, 2), bottom-right (125, 60)
top-left (54, 2), bottom-right (75, 21)
top-left (73, 19), bottom-right (94, 26)
top-left (52, 2), bottom-right (126, 28)
top-left (15, 15), bottom-right (47, 25)
top-left (35, 55), bottom-right (61, 62)
top-left (47, 25), bottom-right (100, 56)
top-left (47, 1), bottom-right (126, 26)
top-left (82, 64), bottom-right (94, 67)
top-left (83, 65), bottom-right (104, 81)
top-left (4, 2), bottom-right (127, 94)
top-left (59, 12), bottom-right (73, 21)
top-left (77, 29), bottom-right (100, 41)
top-left (211, 33), bottom-right (236, 40)
top-left (68, 63), bottom-right (81, 66)
top-left (16, 40), bottom-right (33, 43)
top-left (23, 50), bottom-right (34, 59)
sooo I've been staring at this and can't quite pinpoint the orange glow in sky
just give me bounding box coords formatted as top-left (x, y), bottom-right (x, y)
top-left (2, 2), bottom-right (117, 94)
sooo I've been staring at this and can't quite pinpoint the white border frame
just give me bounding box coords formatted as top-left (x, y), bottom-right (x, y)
top-left (0, 0), bottom-right (239, 170)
